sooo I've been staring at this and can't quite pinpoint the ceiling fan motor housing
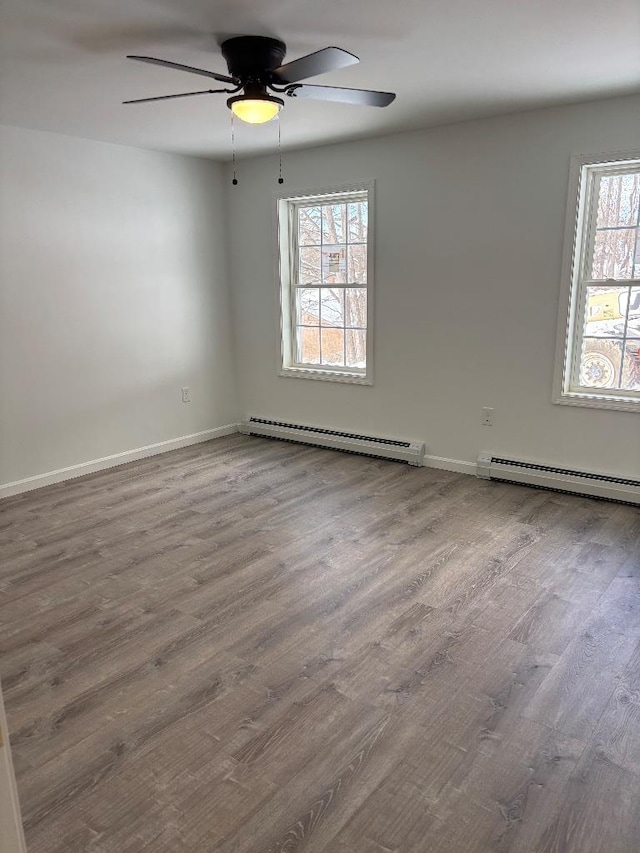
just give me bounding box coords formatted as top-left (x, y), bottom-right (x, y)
top-left (221, 36), bottom-right (287, 82)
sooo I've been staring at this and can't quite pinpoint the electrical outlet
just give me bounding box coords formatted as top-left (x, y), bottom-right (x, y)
top-left (481, 407), bottom-right (494, 426)
top-left (181, 387), bottom-right (191, 404)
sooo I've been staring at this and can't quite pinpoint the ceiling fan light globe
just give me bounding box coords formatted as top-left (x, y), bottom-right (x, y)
top-left (228, 95), bottom-right (283, 124)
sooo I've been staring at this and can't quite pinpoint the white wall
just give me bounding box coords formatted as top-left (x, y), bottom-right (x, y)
top-left (0, 125), bottom-right (238, 486)
top-left (227, 94), bottom-right (640, 478)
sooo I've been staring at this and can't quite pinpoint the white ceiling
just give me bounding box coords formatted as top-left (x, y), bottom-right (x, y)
top-left (1, 0), bottom-right (639, 161)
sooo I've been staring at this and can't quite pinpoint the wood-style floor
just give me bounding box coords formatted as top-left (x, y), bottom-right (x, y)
top-left (1, 435), bottom-right (639, 853)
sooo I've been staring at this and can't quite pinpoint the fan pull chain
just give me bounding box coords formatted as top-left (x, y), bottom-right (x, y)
top-left (278, 117), bottom-right (284, 185)
top-left (231, 112), bottom-right (238, 186)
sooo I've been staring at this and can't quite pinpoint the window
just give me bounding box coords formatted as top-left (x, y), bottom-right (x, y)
top-left (554, 154), bottom-right (640, 411)
top-left (278, 183), bottom-right (373, 384)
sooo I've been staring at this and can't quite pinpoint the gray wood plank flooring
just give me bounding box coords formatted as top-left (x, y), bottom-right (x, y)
top-left (1, 434), bottom-right (639, 852)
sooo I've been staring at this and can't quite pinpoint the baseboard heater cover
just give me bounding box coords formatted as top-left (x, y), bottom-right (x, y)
top-left (240, 418), bottom-right (425, 466)
top-left (477, 453), bottom-right (640, 505)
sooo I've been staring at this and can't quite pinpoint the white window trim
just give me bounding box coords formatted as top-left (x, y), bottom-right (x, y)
top-left (276, 181), bottom-right (375, 385)
top-left (553, 151), bottom-right (640, 413)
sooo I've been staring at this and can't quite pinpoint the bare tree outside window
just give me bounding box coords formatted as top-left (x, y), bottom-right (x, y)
top-left (290, 193), bottom-right (369, 372)
top-left (580, 169), bottom-right (640, 393)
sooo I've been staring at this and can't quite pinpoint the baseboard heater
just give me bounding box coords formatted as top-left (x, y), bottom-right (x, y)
top-left (240, 418), bottom-right (425, 466)
top-left (477, 453), bottom-right (640, 505)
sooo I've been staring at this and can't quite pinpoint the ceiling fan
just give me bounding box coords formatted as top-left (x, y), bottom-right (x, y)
top-left (124, 35), bottom-right (396, 124)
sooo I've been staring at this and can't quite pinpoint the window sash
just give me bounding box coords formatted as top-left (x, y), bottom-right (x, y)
top-left (280, 188), bottom-right (371, 379)
top-left (563, 158), bottom-right (640, 405)
top-left (569, 281), bottom-right (640, 400)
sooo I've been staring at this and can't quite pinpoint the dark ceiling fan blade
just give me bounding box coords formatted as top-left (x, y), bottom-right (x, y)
top-left (123, 89), bottom-right (226, 104)
top-left (288, 84), bottom-right (396, 107)
top-left (127, 55), bottom-right (237, 84)
top-left (272, 47), bottom-right (358, 83)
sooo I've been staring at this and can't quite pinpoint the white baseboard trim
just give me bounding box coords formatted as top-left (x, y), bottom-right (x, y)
top-left (0, 424), bottom-right (240, 500)
top-left (422, 454), bottom-right (476, 476)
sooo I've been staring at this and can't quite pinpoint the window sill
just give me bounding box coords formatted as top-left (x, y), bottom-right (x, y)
top-left (553, 391), bottom-right (639, 413)
top-left (279, 367), bottom-right (372, 385)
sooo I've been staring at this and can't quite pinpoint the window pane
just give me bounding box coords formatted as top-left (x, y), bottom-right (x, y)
top-left (298, 206), bottom-right (321, 245)
top-left (297, 327), bottom-right (320, 364)
top-left (299, 247), bottom-right (321, 284)
top-left (346, 329), bottom-right (367, 368)
top-left (579, 338), bottom-right (622, 389)
top-left (297, 288), bottom-right (319, 325)
top-left (322, 245), bottom-right (347, 284)
top-left (626, 287), bottom-right (640, 336)
top-left (622, 340), bottom-right (640, 390)
top-left (346, 288), bottom-right (367, 328)
top-left (584, 286), bottom-right (627, 337)
top-left (321, 328), bottom-right (345, 365)
top-left (347, 244), bottom-right (367, 284)
top-left (591, 228), bottom-right (636, 279)
top-left (320, 289), bottom-right (344, 327)
top-left (322, 204), bottom-right (346, 243)
top-left (597, 173), bottom-right (640, 228)
top-left (347, 201), bottom-right (368, 243)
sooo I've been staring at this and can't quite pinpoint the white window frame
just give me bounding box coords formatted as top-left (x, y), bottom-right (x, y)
top-left (553, 152), bottom-right (640, 412)
top-left (277, 181), bottom-right (374, 385)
